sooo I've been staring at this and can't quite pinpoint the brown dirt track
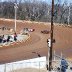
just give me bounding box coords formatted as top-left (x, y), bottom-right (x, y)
top-left (0, 18), bottom-right (72, 64)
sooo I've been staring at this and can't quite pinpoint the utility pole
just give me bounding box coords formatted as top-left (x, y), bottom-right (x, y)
top-left (49, 0), bottom-right (54, 71)
top-left (14, 3), bottom-right (18, 32)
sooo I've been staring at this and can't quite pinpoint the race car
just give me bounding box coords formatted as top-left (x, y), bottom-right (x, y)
top-left (41, 30), bottom-right (50, 34)
top-left (28, 28), bottom-right (35, 32)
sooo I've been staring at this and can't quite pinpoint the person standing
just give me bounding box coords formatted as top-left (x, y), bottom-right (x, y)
top-left (0, 36), bottom-right (2, 43)
top-left (60, 58), bottom-right (68, 72)
top-left (7, 35), bottom-right (10, 42)
top-left (14, 32), bottom-right (17, 41)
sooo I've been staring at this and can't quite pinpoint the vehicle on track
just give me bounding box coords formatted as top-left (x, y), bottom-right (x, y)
top-left (41, 30), bottom-right (50, 34)
top-left (28, 28), bottom-right (35, 32)
top-left (23, 28), bottom-right (35, 32)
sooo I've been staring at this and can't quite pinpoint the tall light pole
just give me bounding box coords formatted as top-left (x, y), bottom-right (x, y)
top-left (48, 0), bottom-right (54, 71)
top-left (14, 3), bottom-right (18, 32)
top-left (68, 6), bottom-right (70, 25)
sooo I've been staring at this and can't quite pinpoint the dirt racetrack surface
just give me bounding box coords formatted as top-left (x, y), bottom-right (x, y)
top-left (0, 18), bottom-right (72, 64)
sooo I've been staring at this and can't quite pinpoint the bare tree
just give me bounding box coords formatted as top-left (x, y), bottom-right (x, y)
top-left (0, 0), bottom-right (72, 24)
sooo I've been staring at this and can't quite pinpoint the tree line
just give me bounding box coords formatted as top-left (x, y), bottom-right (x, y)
top-left (0, 0), bottom-right (72, 24)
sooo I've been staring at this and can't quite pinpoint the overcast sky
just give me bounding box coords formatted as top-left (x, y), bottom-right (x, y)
top-left (45, 0), bottom-right (72, 4)
top-left (1, 0), bottom-right (72, 5)
top-left (1, 0), bottom-right (72, 2)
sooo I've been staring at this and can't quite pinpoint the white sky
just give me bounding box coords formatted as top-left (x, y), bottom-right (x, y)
top-left (0, 0), bottom-right (72, 5)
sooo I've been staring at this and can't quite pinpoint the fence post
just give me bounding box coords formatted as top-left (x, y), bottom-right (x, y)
top-left (4, 63), bottom-right (6, 72)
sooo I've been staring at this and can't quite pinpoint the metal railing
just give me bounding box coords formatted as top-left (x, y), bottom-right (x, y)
top-left (0, 57), bottom-right (72, 72)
